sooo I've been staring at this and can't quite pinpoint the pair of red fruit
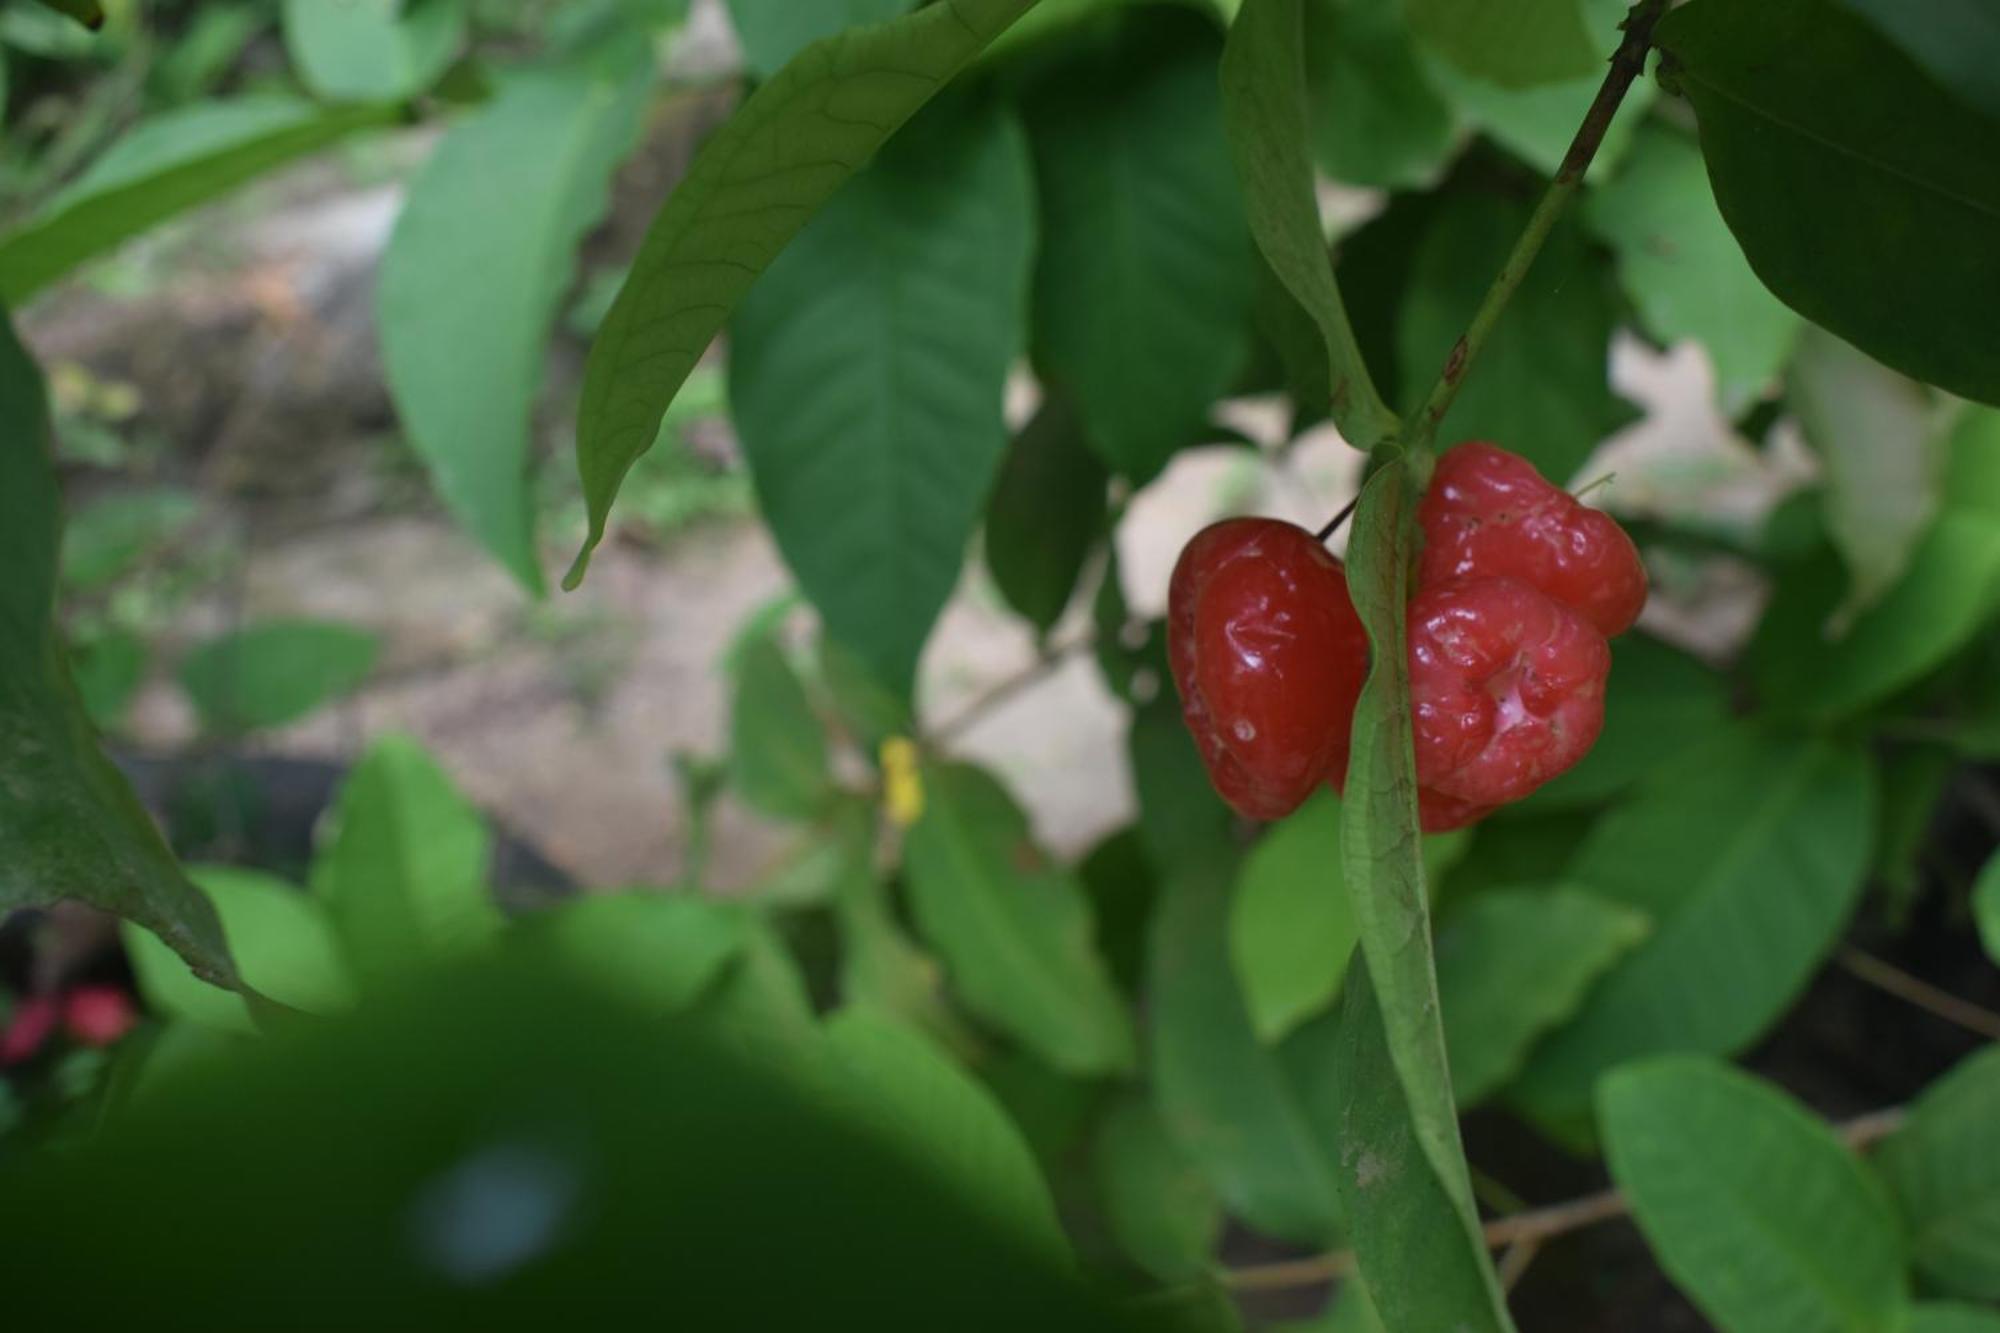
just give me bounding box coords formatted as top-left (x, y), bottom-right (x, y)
top-left (1169, 443), bottom-right (1647, 832)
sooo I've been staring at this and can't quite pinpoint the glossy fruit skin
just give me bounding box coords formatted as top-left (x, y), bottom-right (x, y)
top-left (1418, 442), bottom-right (1647, 638)
top-left (1408, 576), bottom-right (1610, 808)
top-left (1169, 519), bottom-right (1370, 821)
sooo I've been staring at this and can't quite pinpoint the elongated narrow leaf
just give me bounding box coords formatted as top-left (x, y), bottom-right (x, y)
top-left (730, 95), bottom-right (1034, 693)
top-left (903, 762), bottom-right (1134, 1076)
top-left (178, 619), bottom-right (380, 733)
top-left (1405, 0), bottom-right (1595, 89)
top-left (726, 0), bottom-right (912, 78)
top-left (1228, 789), bottom-right (1354, 1043)
top-left (568, 0), bottom-right (1038, 587)
top-left (0, 97), bottom-right (394, 304)
top-left (312, 734), bottom-right (503, 984)
top-left (728, 632), bottom-right (831, 820)
top-left (1333, 961), bottom-right (1513, 1333)
top-left (282, 0), bottom-right (464, 102)
top-left (1601, 1057), bottom-right (1908, 1333)
top-left (984, 391), bottom-right (1107, 637)
top-left (1879, 1046), bottom-right (2000, 1300)
top-left (1657, 0), bottom-right (2000, 405)
top-left (380, 38), bottom-right (653, 591)
top-left (1585, 124), bottom-right (1802, 412)
top-left (1514, 727), bottom-right (1876, 1125)
top-left (1336, 460), bottom-right (1513, 1328)
top-left (1303, 0), bottom-right (1459, 191)
top-left (1092, 1094), bottom-right (1222, 1282)
top-left (1436, 888), bottom-right (1648, 1107)
top-left (1029, 10), bottom-right (1254, 479)
top-left (0, 314), bottom-right (234, 988)
top-left (1222, 0), bottom-right (1397, 447)
top-left (1150, 858), bottom-right (1344, 1245)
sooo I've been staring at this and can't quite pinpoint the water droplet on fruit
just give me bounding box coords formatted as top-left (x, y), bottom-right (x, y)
top-left (1233, 719), bottom-right (1256, 742)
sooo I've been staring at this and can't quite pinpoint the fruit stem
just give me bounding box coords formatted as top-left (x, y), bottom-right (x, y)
top-left (1314, 495), bottom-right (1359, 543)
top-left (1402, 0), bottom-right (1669, 473)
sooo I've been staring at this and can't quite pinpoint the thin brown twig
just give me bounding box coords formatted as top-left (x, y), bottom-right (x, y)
top-left (926, 629), bottom-right (1096, 746)
top-left (1221, 1106), bottom-right (1908, 1293)
top-left (1837, 945), bottom-right (2000, 1043)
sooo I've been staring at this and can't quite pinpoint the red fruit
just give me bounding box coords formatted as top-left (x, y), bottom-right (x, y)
top-left (1418, 442), bottom-right (1647, 638)
top-left (1, 993), bottom-right (60, 1067)
top-left (1408, 577), bottom-right (1610, 808)
top-left (62, 985), bottom-right (138, 1048)
top-left (1169, 518), bottom-right (1371, 820)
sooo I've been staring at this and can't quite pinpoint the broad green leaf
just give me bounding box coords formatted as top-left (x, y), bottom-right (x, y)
top-left (728, 632), bottom-right (831, 820)
top-left (29, 0), bottom-right (102, 29)
top-left (312, 734), bottom-right (503, 984)
top-left (59, 487), bottom-right (199, 588)
top-left (1435, 888), bottom-right (1648, 1106)
top-left (536, 892), bottom-right (748, 1015)
top-left (281, 0), bottom-right (464, 103)
top-left (0, 313), bottom-right (234, 988)
top-left (1790, 327), bottom-right (1943, 619)
top-left (1523, 633), bottom-right (1732, 811)
top-left (379, 36), bottom-right (653, 591)
top-left (178, 619), bottom-right (380, 734)
top-left (1031, 10), bottom-right (1255, 479)
top-left (1128, 692), bottom-right (1236, 873)
top-left (1909, 1306), bottom-right (2000, 1333)
top-left (984, 391), bottom-right (1107, 637)
top-left (1333, 960), bottom-right (1513, 1333)
top-left (1444, 808), bottom-right (1595, 900)
top-left (725, 0), bottom-right (911, 78)
top-left (1879, 1046), bottom-right (2000, 1300)
top-left (1150, 858), bottom-right (1344, 1244)
top-left (825, 1010), bottom-right (1067, 1262)
top-left (0, 97), bottom-right (394, 304)
top-left (903, 762), bottom-right (1134, 1076)
top-left (815, 632), bottom-right (912, 750)
top-left (1338, 458), bottom-right (1513, 1329)
top-left (1092, 1094), bottom-right (1222, 1282)
top-left (1303, 0), bottom-right (1458, 190)
top-left (687, 913), bottom-right (822, 1053)
top-left (1228, 789), bottom-right (1354, 1043)
top-left (1397, 192), bottom-right (1629, 482)
top-left (825, 807), bottom-right (974, 1053)
top-left (1833, 0), bottom-right (2000, 122)
top-left (1404, 0), bottom-right (1595, 89)
top-left (1601, 1057), bottom-right (1908, 1333)
top-left (1976, 849), bottom-right (2000, 966)
top-left (1585, 124), bottom-right (1802, 412)
top-left (69, 627), bottom-right (144, 727)
top-left (729, 95), bottom-right (1034, 694)
top-left (124, 866), bottom-right (355, 1033)
top-left (1657, 0), bottom-right (2000, 406)
top-left (1753, 408), bottom-right (2000, 721)
top-left (1077, 827), bottom-right (1157, 998)
top-left (1221, 0), bottom-right (1396, 446)
top-left (1513, 727), bottom-right (1876, 1125)
top-left (567, 0), bottom-right (1039, 588)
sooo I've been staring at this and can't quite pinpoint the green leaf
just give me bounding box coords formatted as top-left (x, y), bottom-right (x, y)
top-left (379, 37), bottom-right (654, 592)
top-left (728, 631), bottom-right (831, 820)
top-left (833, 841), bottom-right (971, 1054)
top-left (0, 97), bottom-right (395, 305)
top-left (1752, 408), bottom-right (2000, 721)
top-left (1405, 0), bottom-right (1596, 89)
top-left (1584, 124), bottom-right (1802, 412)
top-left (1833, 0), bottom-right (2000, 122)
top-left (725, 0), bottom-right (912, 78)
top-left (729, 95), bottom-right (1034, 694)
top-left (281, 0), bottom-right (464, 103)
top-left (1397, 192), bottom-right (1629, 482)
top-left (1092, 1094), bottom-right (1222, 1282)
top-left (1435, 888), bottom-right (1648, 1107)
top-left (903, 762), bottom-right (1134, 1076)
top-left (1030, 10), bottom-right (1255, 479)
top-left (1790, 327), bottom-right (1944, 620)
top-left (1600, 1057), bottom-right (1908, 1333)
top-left (0, 312), bottom-right (235, 989)
top-left (1221, 0), bottom-right (1396, 447)
top-left (1513, 727), bottom-right (1876, 1125)
top-left (124, 866), bottom-right (355, 1033)
top-left (825, 1010), bottom-right (1067, 1262)
top-left (1149, 858), bottom-right (1344, 1245)
top-left (984, 391), bottom-right (1107, 637)
top-left (1333, 959), bottom-right (1514, 1333)
top-left (1909, 1306), bottom-right (2000, 1333)
top-left (535, 891), bottom-right (748, 1015)
top-left (568, 0), bottom-right (1038, 588)
top-left (1522, 633), bottom-right (1732, 811)
top-left (1129, 691), bottom-right (1236, 872)
top-left (1303, 0), bottom-right (1459, 190)
top-left (29, 0), bottom-right (103, 30)
top-left (816, 633), bottom-right (912, 750)
top-left (59, 487), bottom-right (199, 589)
top-left (1077, 826), bottom-right (1158, 998)
top-left (178, 619), bottom-right (380, 734)
top-left (1657, 0), bottom-right (2000, 406)
top-left (69, 627), bottom-right (144, 727)
top-left (1976, 849), bottom-right (2000, 966)
top-left (1228, 789), bottom-right (1354, 1043)
top-left (312, 734), bottom-right (503, 984)
top-left (1878, 1046), bottom-right (2000, 1300)
top-left (1338, 458), bottom-right (1513, 1327)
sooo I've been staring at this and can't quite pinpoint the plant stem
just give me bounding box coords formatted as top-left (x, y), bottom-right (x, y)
top-left (1222, 1105), bottom-right (1909, 1293)
top-left (1403, 0), bottom-right (1669, 470)
top-left (1837, 945), bottom-right (2000, 1042)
